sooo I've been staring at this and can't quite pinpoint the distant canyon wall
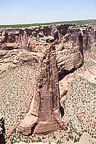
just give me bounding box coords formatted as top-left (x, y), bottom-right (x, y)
top-left (0, 24), bottom-right (95, 76)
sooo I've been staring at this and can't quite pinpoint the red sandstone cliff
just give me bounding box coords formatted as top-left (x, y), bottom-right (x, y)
top-left (0, 24), bottom-right (95, 77)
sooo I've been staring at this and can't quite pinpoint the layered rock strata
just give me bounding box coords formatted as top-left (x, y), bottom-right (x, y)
top-left (0, 24), bottom-right (95, 76)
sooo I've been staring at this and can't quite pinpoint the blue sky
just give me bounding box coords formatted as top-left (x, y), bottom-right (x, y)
top-left (0, 0), bottom-right (96, 25)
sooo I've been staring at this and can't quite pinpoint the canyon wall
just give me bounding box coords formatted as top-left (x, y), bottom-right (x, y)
top-left (0, 24), bottom-right (95, 77)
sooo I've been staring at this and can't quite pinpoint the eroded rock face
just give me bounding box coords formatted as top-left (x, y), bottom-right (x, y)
top-left (81, 25), bottom-right (95, 51)
top-left (0, 24), bottom-right (95, 77)
top-left (56, 26), bottom-right (84, 75)
top-left (18, 41), bottom-right (67, 135)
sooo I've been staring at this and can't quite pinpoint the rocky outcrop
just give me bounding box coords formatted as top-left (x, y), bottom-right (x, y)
top-left (18, 40), bottom-right (67, 135)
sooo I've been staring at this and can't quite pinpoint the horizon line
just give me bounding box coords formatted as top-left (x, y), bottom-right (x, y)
top-left (0, 18), bottom-right (96, 26)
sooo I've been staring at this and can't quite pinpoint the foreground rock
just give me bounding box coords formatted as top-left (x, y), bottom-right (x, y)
top-left (0, 114), bottom-right (5, 144)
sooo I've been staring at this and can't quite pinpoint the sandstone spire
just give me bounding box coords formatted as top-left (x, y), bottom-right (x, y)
top-left (18, 40), bottom-right (66, 135)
